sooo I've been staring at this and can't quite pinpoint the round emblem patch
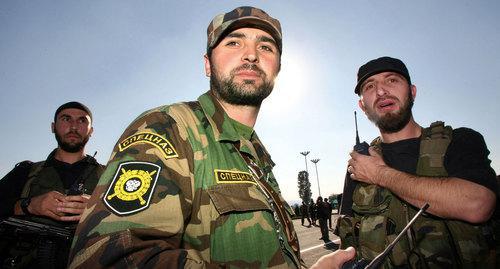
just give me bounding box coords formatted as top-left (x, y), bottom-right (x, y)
top-left (104, 161), bottom-right (161, 215)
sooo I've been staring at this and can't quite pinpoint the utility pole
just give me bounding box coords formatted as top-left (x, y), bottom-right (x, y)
top-left (300, 151), bottom-right (310, 173)
top-left (311, 158), bottom-right (321, 197)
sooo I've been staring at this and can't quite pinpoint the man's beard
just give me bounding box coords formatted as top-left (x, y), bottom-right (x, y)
top-left (55, 131), bottom-right (89, 153)
top-left (210, 62), bottom-right (274, 107)
top-left (366, 90), bottom-right (414, 133)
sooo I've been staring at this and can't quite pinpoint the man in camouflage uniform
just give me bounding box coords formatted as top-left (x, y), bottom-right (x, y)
top-left (68, 6), bottom-right (355, 269)
top-left (341, 56), bottom-right (498, 268)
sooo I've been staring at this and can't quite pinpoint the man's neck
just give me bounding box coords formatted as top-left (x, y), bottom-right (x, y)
top-left (379, 118), bottom-right (421, 143)
top-left (54, 148), bottom-right (86, 164)
top-left (217, 99), bottom-right (260, 128)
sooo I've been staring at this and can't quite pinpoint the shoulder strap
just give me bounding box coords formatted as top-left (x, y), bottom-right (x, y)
top-left (369, 136), bottom-right (383, 155)
top-left (21, 161), bottom-right (45, 197)
top-left (416, 121), bottom-right (452, 176)
top-left (77, 158), bottom-right (107, 195)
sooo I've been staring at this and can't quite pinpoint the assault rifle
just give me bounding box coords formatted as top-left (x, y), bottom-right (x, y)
top-left (339, 111), bottom-right (369, 216)
top-left (0, 216), bottom-right (74, 240)
top-left (0, 217), bottom-right (75, 268)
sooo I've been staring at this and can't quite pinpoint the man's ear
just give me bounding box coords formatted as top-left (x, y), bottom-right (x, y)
top-left (358, 99), bottom-right (366, 113)
top-left (411, 85), bottom-right (417, 100)
top-left (51, 122), bottom-right (55, 133)
top-left (204, 54), bottom-right (211, 77)
top-left (89, 126), bottom-right (94, 137)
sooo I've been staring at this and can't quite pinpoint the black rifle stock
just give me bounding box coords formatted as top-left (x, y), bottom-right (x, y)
top-left (0, 217), bottom-right (73, 240)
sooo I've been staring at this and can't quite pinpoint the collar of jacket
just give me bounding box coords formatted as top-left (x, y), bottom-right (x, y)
top-left (197, 91), bottom-right (274, 167)
top-left (44, 148), bottom-right (98, 167)
top-left (197, 90), bottom-right (255, 143)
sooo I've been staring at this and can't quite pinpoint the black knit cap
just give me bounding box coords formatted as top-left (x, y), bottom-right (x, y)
top-left (54, 101), bottom-right (93, 123)
top-left (355, 56), bottom-right (411, 95)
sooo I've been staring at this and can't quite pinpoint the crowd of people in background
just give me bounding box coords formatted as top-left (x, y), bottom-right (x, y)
top-left (1, 4), bottom-right (498, 268)
top-left (299, 196), bottom-right (335, 242)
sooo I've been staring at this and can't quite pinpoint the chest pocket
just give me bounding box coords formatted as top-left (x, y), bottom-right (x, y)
top-left (352, 183), bottom-right (408, 263)
top-left (207, 183), bottom-right (271, 214)
top-left (206, 183), bottom-right (282, 265)
top-left (352, 183), bottom-right (391, 214)
top-left (28, 168), bottom-right (64, 197)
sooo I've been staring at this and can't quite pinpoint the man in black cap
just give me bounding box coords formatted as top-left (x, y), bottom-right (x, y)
top-left (339, 56), bottom-right (498, 267)
top-left (0, 101), bottom-right (104, 268)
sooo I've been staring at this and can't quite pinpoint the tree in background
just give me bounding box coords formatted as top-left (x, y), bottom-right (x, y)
top-left (297, 171), bottom-right (312, 205)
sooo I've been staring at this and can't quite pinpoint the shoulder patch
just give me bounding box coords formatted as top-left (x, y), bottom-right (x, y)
top-left (118, 132), bottom-right (178, 159)
top-left (104, 161), bottom-right (161, 215)
top-left (214, 169), bottom-right (256, 185)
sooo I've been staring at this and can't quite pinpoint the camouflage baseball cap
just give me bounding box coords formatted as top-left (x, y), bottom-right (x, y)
top-left (207, 6), bottom-right (282, 54)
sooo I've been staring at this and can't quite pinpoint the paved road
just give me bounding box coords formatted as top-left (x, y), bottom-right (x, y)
top-left (295, 215), bottom-right (341, 267)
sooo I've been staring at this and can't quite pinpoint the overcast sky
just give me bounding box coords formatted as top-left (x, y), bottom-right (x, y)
top-left (1, 0), bottom-right (499, 203)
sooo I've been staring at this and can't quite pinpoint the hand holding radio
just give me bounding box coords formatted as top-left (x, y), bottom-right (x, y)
top-left (348, 112), bottom-right (386, 184)
top-left (348, 111), bottom-right (373, 181)
top-left (353, 111), bottom-right (370, 156)
top-left (339, 111), bottom-right (371, 216)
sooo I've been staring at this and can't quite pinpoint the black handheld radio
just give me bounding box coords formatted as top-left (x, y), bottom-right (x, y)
top-left (339, 112), bottom-right (369, 216)
top-left (353, 111), bottom-right (369, 155)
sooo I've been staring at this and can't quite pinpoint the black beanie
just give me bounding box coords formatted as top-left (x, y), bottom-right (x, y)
top-left (355, 56), bottom-right (411, 95)
top-left (54, 101), bottom-right (93, 123)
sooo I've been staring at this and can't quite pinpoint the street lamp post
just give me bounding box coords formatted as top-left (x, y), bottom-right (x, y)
top-left (300, 151), bottom-right (310, 173)
top-left (311, 158), bottom-right (321, 197)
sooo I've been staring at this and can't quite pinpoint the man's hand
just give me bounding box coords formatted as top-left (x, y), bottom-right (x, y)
top-left (347, 146), bottom-right (496, 223)
top-left (58, 194), bottom-right (90, 221)
top-left (310, 247), bottom-right (356, 269)
top-left (28, 191), bottom-right (89, 222)
top-left (28, 190), bottom-right (66, 219)
top-left (347, 147), bottom-right (386, 185)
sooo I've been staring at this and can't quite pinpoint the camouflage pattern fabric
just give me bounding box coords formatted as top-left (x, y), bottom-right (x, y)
top-left (339, 122), bottom-right (496, 268)
top-left (68, 91), bottom-right (301, 268)
top-left (206, 6), bottom-right (282, 54)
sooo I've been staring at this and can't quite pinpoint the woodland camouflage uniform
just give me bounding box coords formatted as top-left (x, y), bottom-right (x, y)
top-left (68, 91), bottom-right (301, 268)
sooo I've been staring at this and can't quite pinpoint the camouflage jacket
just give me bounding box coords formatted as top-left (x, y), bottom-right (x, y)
top-left (68, 91), bottom-right (301, 269)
